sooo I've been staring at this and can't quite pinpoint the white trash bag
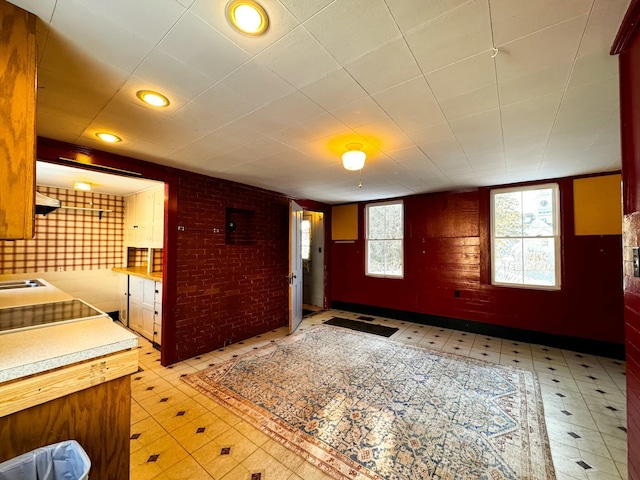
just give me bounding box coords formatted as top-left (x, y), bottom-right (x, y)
top-left (0, 440), bottom-right (90, 480)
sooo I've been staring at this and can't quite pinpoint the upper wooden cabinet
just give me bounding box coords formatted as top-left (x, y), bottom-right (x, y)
top-left (124, 186), bottom-right (164, 248)
top-left (0, 0), bottom-right (37, 240)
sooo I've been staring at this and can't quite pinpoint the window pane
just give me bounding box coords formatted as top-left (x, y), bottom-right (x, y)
top-left (368, 206), bottom-right (388, 239)
top-left (368, 204), bottom-right (403, 239)
top-left (522, 188), bottom-right (554, 236)
top-left (368, 240), bottom-right (402, 276)
top-left (522, 238), bottom-right (556, 286)
top-left (367, 240), bottom-right (386, 275)
top-left (301, 220), bottom-right (311, 260)
top-left (494, 192), bottom-right (522, 237)
top-left (385, 240), bottom-right (403, 275)
top-left (494, 238), bottom-right (523, 284)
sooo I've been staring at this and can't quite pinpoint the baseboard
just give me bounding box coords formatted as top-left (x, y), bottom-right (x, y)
top-left (331, 301), bottom-right (625, 360)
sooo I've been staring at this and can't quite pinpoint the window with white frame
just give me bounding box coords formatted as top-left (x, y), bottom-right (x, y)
top-left (491, 184), bottom-right (561, 289)
top-left (366, 201), bottom-right (403, 278)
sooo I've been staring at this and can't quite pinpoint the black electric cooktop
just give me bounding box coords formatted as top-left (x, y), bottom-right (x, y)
top-left (0, 299), bottom-right (105, 334)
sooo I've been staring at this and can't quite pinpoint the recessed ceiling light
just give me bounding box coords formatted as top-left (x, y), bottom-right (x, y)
top-left (136, 90), bottom-right (170, 107)
top-left (74, 182), bottom-right (91, 191)
top-left (226, 0), bottom-right (269, 36)
top-left (95, 132), bottom-right (122, 143)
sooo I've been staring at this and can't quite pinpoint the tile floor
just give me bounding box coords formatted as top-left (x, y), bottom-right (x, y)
top-left (129, 309), bottom-right (628, 480)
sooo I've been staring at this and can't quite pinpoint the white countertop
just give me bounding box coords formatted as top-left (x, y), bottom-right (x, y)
top-left (0, 278), bottom-right (72, 307)
top-left (0, 315), bottom-right (138, 383)
top-left (0, 278), bottom-right (138, 384)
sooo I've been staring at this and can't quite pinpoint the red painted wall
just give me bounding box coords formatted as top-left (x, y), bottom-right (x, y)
top-left (331, 177), bottom-right (624, 344)
top-left (615, 1), bottom-right (640, 475)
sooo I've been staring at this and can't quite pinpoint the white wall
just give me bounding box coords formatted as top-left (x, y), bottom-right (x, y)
top-left (0, 269), bottom-right (120, 313)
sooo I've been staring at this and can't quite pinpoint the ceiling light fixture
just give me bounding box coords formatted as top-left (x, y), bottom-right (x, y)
top-left (95, 132), bottom-right (122, 143)
top-left (136, 90), bottom-right (170, 107)
top-left (226, 0), bottom-right (269, 36)
top-left (342, 143), bottom-right (366, 171)
top-left (74, 182), bottom-right (91, 191)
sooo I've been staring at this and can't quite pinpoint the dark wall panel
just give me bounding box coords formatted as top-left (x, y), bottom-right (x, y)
top-left (331, 183), bottom-right (624, 344)
top-left (616, 1), bottom-right (640, 475)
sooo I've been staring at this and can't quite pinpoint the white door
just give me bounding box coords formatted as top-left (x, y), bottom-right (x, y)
top-left (289, 201), bottom-right (303, 333)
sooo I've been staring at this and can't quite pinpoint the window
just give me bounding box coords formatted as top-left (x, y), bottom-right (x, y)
top-left (491, 184), bottom-right (560, 289)
top-left (366, 201), bottom-right (403, 278)
top-left (301, 219), bottom-right (311, 260)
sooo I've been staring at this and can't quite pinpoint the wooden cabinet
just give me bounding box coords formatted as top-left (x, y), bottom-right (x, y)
top-left (123, 186), bottom-right (164, 248)
top-left (0, 1), bottom-right (36, 240)
top-left (0, 360), bottom-right (135, 480)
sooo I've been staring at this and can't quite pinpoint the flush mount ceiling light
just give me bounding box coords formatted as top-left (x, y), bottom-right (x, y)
top-left (74, 182), bottom-right (91, 191)
top-left (136, 90), bottom-right (170, 107)
top-left (342, 143), bottom-right (366, 171)
top-left (226, 0), bottom-right (269, 36)
top-left (95, 132), bottom-right (122, 143)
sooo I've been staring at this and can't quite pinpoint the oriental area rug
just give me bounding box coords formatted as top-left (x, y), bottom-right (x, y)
top-left (183, 325), bottom-right (555, 480)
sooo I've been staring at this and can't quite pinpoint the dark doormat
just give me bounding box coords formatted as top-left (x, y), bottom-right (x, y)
top-left (323, 317), bottom-right (398, 337)
top-left (303, 309), bottom-right (314, 317)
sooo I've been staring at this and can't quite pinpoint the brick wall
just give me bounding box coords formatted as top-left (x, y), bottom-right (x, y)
top-left (173, 172), bottom-right (289, 361)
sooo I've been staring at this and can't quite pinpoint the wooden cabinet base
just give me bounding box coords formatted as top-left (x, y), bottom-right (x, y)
top-left (0, 375), bottom-right (131, 479)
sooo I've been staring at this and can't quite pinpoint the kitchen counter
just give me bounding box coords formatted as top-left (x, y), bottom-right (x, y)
top-left (112, 266), bottom-right (162, 282)
top-left (0, 315), bottom-right (138, 383)
top-left (0, 278), bottom-right (71, 308)
top-left (0, 279), bottom-right (139, 478)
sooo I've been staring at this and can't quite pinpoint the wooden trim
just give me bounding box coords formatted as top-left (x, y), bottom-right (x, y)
top-left (611, 0), bottom-right (640, 55)
top-left (0, 349), bottom-right (137, 417)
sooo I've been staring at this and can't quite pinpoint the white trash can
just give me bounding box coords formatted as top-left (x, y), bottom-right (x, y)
top-left (0, 440), bottom-right (90, 480)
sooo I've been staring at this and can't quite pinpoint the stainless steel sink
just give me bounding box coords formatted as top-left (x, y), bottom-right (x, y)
top-left (0, 279), bottom-right (45, 290)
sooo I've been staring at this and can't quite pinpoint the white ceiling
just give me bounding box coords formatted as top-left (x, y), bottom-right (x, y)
top-left (36, 161), bottom-right (162, 196)
top-left (11, 0), bottom-right (629, 203)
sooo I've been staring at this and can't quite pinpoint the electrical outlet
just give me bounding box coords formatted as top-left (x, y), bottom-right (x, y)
top-left (57, 267), bottom-right (64, 272)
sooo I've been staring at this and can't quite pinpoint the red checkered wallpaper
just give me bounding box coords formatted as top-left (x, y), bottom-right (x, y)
top-left (0, 186), bottom-right (124, 274)
top-left (127, 247), bottom-right (148, 268)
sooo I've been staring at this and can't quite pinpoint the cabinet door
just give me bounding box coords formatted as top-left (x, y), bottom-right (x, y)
top-left (128, 276), bottom-right (143, 333)
top-left (142, 279), bottom-right (155, 309)
top-left (119, 274), bottom-right (128, 324)
top-left (141, 306), bottom-right (154, 341)
top-left (0, 2), bottom-right (36, 240)
top-left (150, 186), bottom-right (164, 248)
top-left (124, 195), bottom-right (137, 247)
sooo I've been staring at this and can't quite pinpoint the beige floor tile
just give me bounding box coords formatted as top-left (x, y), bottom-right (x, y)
top-left (220, 463), bottom-right (252, 480)
top-left (193, 440), bottom-right (242, 479)
top-left (132, 400), bottom-right (151, 424)
top-left (234, 421), bottom-right (271, 447)
top-left (162, 456), bottom-right (214, 480)
top-left (131, 416), bottom-right (169, 452)
top-left (212, 428), bottom-right (260, 462)
top-left (241, 449), bottom-right (293, 479)
top-left (261, 439), bottom-right (305, 472)
top-left (295, 461), bottom-right (335, 480)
